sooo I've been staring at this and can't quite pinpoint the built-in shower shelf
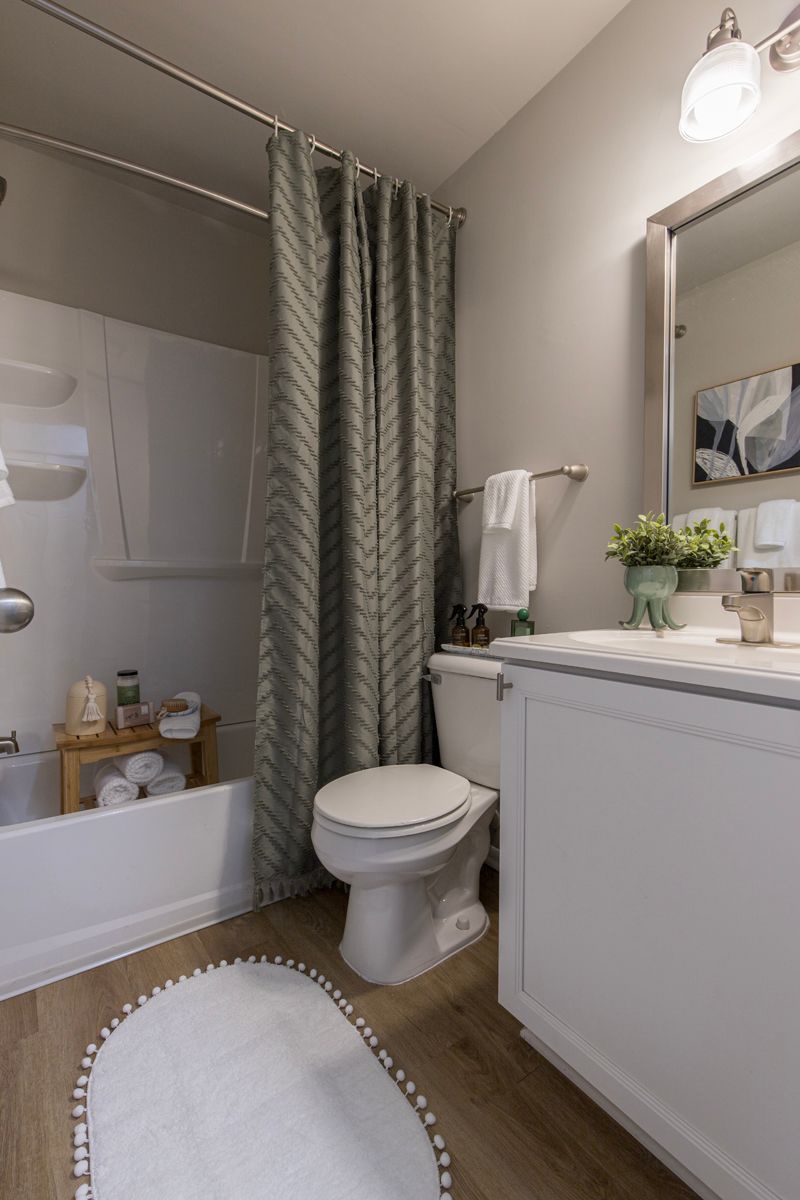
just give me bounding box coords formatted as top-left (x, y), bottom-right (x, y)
top-left (0, 358), bottom-right (77, 408)
top-left (91, 558), bottom-right (262, 581)
top-left (7, 460), bottom-right (87, 501)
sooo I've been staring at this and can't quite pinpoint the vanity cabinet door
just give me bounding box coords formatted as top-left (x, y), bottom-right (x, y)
top-left (499, 663), bottom-right (800, 1200)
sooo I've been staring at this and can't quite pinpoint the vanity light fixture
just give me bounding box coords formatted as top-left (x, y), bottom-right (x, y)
top-left (680, 5), bottom-right (800, 142)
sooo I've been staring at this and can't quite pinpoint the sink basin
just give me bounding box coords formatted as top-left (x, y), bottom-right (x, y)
top-left (567, 628), bottom-right (800, 653)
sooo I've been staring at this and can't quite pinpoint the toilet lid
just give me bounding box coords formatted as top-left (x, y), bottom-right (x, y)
top-left (314, 764), bottom-right (470, 830)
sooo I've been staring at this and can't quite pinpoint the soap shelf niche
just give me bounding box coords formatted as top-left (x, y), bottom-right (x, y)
top-left (91, 558), bottom-right (261, 582)
top-left (0, 358), bottom-right (77, 408)
top-left (7, 460), bottom-right (87, 501)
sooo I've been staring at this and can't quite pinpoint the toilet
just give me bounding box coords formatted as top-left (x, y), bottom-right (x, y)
top-left (311, 652), bottom-right (501, 984)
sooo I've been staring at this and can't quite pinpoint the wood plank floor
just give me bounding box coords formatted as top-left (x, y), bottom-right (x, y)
top-left (1, 870), bottom-right (698, 1199)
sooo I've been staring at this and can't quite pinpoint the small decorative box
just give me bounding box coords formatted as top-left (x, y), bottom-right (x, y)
top-left (115, 701), bottom-right (154, 730)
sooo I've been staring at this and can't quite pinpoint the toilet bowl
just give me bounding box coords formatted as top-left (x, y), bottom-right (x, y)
top-left (311, 653), bottom-right (502, 985)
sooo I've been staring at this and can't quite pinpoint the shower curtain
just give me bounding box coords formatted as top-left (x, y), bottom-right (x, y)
top-left (253, 130), bottom-right (461, 904)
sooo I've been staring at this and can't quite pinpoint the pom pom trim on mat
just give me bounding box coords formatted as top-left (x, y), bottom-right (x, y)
top-left (70, 954), bottom-right (454, 1200)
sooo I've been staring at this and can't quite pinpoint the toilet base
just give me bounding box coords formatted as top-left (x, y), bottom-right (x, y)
top-left (340, 899), bottom-right (490, 986)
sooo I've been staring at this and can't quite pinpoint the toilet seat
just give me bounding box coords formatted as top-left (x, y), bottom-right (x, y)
top-left (313, 764), bottom-right (471, 840)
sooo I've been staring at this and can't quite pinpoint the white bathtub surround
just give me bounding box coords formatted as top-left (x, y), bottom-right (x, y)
top-left (159, 692), bottom-right (201, 740)
top-left (477, 471), bottom-right (537, 610)
top-left (115, 750), bottom-right (163, 785)
top-left (0, 775), bottom-right (254, 999)
top-left (145, 758), bottom-right (186, 797)
top-left (72, 959), bottom-right (451, 1200)
top-left (94, 763), bottom-right (138, 807)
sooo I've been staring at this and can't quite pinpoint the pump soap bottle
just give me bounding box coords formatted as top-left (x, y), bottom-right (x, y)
top-left (449, 604), bottom-right (470, 647)
top-left (468, 603), bottom-right (491, 649)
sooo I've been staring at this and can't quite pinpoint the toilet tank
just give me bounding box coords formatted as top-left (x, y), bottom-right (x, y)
top-left (428, 652), bottom-right (501, 790)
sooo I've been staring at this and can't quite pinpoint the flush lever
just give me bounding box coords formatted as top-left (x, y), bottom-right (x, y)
top-left (496, 672), bottom-right (512, 702)
top-left (422, 671), bottom-right (442, 685)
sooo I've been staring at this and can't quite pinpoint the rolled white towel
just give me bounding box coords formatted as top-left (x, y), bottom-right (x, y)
top-left (159, 691), bottom-right (201, 740)
top-left (115, 750), bottom-right (163, 784)
top-left (145, 757), bottom-right (187, 797)
top-left (95, 762), bottom-right (139, 807)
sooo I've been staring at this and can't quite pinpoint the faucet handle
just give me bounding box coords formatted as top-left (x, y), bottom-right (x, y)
top-left (738, 568), bottom-right (773, 594)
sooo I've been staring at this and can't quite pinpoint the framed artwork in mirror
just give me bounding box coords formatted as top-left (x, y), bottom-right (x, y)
top-left (693, 360), bottom-right (800, 485)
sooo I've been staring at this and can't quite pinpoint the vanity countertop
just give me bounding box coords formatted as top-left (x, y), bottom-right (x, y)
top-left (489, 628), bottom-right (800, 705)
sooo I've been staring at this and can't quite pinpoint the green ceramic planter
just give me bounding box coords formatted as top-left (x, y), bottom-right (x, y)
top-left (621, 565), bottom-right (685, 631)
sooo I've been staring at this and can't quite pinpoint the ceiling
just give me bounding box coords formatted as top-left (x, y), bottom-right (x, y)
top-left (1, 0), bottom-right (630, 215)
top-left (677, 163), bottom-right (800, 294)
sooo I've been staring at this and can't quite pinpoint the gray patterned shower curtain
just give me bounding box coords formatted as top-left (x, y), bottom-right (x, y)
top-left (253, 130), bottom-right (461, 904)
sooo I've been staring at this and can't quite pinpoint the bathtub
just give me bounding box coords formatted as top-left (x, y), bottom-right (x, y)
top-left (0, 723), bottom-right (255, 999)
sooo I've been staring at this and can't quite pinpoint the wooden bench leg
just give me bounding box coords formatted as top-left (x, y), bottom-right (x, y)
top-left (61, 750), bottom-right (82, 815)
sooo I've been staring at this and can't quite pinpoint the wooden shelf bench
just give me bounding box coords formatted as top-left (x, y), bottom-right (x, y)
top-left (53, 704), bottom-right (221, 815)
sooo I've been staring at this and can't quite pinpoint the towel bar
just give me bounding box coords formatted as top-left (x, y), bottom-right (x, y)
top-left (453, 463), bottom-right (589, 502)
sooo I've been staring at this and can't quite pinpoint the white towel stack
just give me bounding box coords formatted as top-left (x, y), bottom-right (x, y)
top-left (737, 502), bottom-right (800, 567)
top-left (159, 691), bottom-right (202, 740)
top-left (145, 757), bottom-right (187, 797)
top-left (94, 762), bottom-right (139, 807)
top-left (115, 750), bottom-right (163, 785)
top-left (477, 471), bottom-right (537, 612)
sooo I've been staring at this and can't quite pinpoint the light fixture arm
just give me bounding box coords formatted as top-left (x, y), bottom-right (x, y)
top-left (707, 8), bottom-right (742, 51)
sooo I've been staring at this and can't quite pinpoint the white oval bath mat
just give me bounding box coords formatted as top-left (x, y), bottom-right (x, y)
top-left (70, 957), bottom-right (453, 1200)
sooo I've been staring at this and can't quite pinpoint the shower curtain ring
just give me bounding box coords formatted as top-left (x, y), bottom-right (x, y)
top-left (354, 157), bottom-right (360, 177)
top-left (273, 115), bottom-right (280, 138)
top-left (373, 165), bottom-right (379, 186)
top-left (393, 177), bottom-right (400, 198)
top-left (447, 206), bottom-right (453, 227)
top-left (308, 134), bottom-right (316, 155)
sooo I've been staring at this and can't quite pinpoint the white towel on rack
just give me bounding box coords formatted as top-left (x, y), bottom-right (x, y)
top-left (159, 691), bottom-right (201, 740)
top-left (671, 513), bottom-right (688, 532)
top-left (0, 446), bottom-right (14, 510)
top-left (477, 471), bottom-right (537, 612)
top-left (145, 757), bottom-right (187, 796)
top-left (94, 762), bottom-right (139, 807)
top-left (686, 507), bottom-right (736, 532)
top-left (738, 505), bottom-right (800, 567)
top-left (754, 499), bottom-right (796, 549)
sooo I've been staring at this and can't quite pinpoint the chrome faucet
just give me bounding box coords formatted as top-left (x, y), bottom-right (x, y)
top-left (0, 730), bottom-right (19, 755)
top-left (720, 569), bottom-right (776, 645)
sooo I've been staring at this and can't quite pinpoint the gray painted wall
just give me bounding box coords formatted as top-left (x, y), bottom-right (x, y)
top-left (439, 0), bottom-right (800, 635)
top-left (0, 138), bottom-right (267, 354)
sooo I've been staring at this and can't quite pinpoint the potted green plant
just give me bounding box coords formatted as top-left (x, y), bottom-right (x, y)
top-left (675, 518), bottom-right (736, 571)
top-left (606, 513), bottom-right (685, 630)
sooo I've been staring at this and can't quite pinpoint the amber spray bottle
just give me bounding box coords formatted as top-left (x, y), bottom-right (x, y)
top-left (449, 604), bottom-right (470, 647)
top-left (468, 603), bottom-right (491, 648)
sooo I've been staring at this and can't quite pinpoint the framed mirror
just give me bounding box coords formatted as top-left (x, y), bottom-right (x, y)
top-left (645, 128), bottom-right (800, 566)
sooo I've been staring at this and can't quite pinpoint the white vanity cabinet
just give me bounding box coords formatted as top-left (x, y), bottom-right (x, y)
top-left (495, 634), bottom-right (800, 1200)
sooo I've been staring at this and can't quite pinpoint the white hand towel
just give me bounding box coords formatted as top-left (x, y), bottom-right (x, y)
top-left (754, 499), bottom-right (796, 549)
top-left (115, 750), bottom-right (163, 784)
top-left (736, 508), bottom-right (785, 568)
top-left (145, 757), bottom-right (187, 796)
top-left (159, 691), bottom-right (201, 740)
top-left (95, 762), bottom-right (139, 807)
top-left (0, 446), bottom-right (14, 510)
top-left (671, 513), bottom-right (688, 532)
top-left (477, 471), bottom-right (536, 612)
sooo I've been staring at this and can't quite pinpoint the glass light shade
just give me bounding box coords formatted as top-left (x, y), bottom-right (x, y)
top-left (679, 41), bottom-right (761, 142)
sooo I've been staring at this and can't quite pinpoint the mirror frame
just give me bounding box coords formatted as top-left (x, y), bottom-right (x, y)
top-left (644, 128), bottom-right (800, 515)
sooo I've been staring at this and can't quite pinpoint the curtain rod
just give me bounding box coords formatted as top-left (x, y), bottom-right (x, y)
top-left (0, 121), bottom-right (271, 223)
top-left (453, 464), bottom-right (589, 501)
top-left (20, 0), bottom-right (467, 227)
